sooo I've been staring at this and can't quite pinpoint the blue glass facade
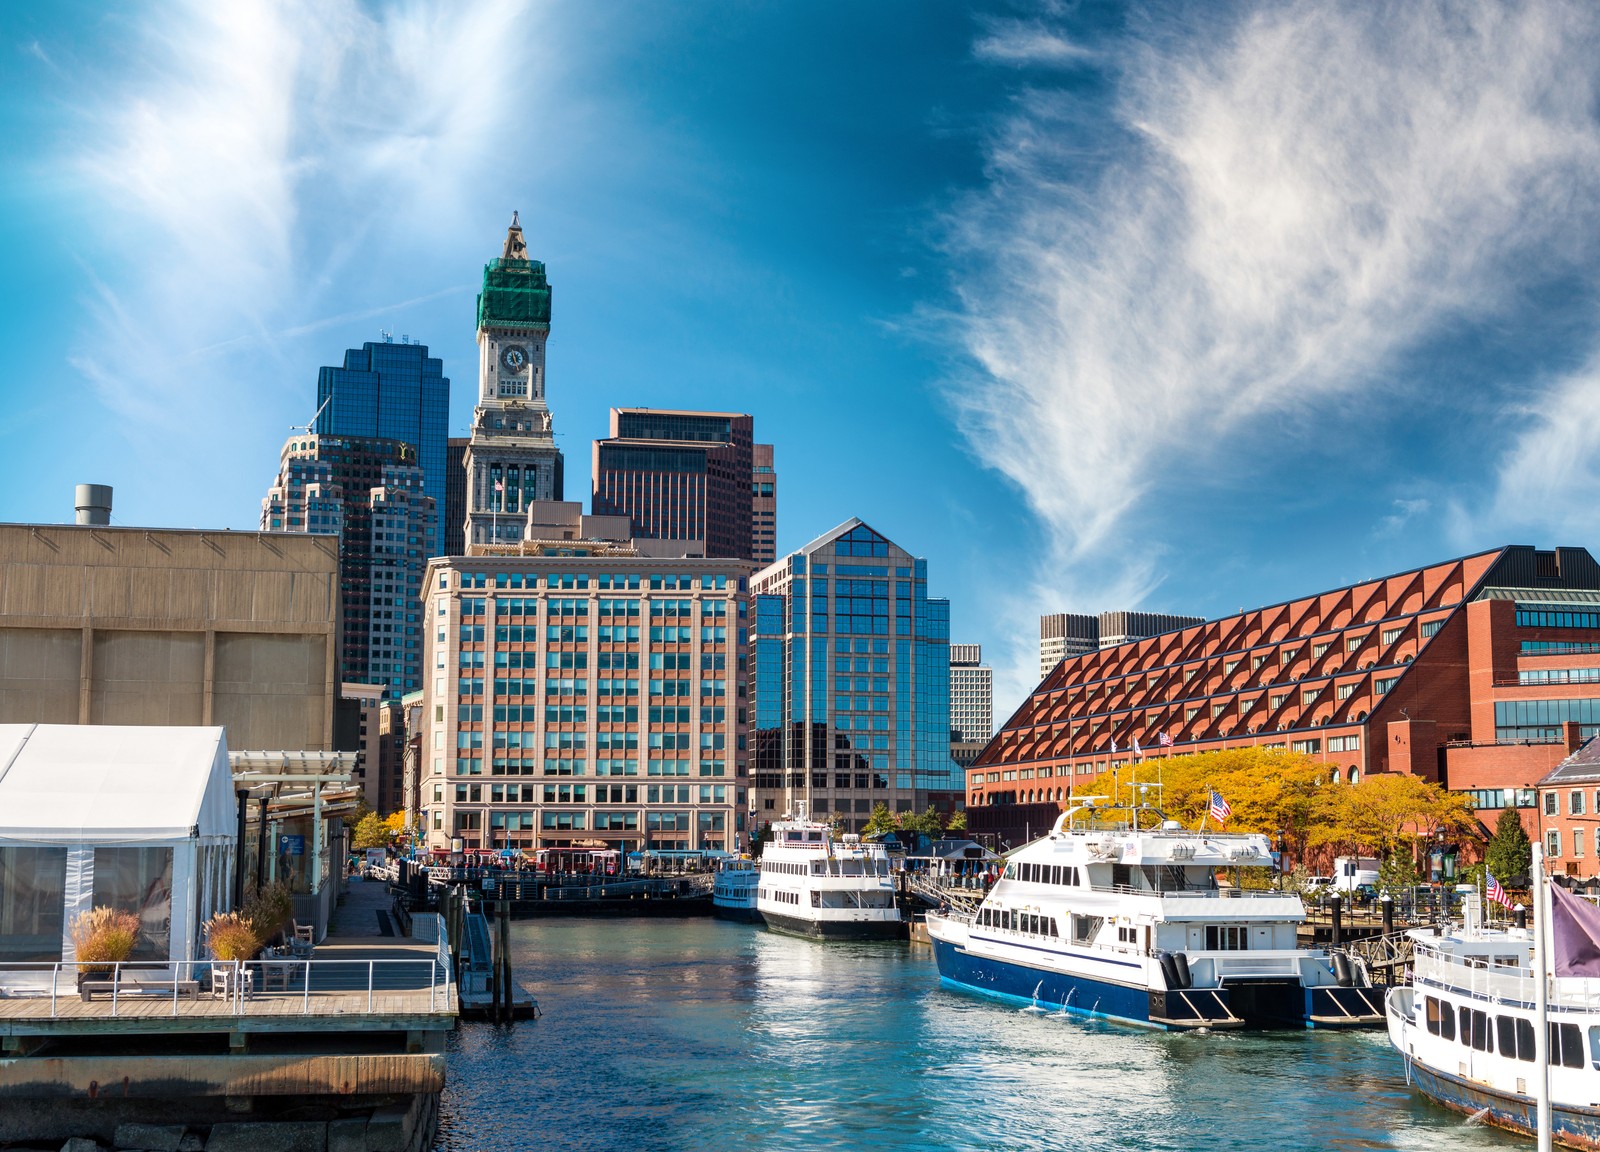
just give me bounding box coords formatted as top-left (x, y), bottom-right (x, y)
top-left (316, 341), bottom-right (449, 557)
top-left (749, 520), bottom-right (959, 830)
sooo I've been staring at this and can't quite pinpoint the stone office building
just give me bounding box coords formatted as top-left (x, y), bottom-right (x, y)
top-left (0, 519), bottom-right (340, 750)
top-left (419, 502), bottom-right (752, 854)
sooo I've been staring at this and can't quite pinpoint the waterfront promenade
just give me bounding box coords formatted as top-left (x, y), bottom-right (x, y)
top-left (0, 878), bottom-right (456, 1150)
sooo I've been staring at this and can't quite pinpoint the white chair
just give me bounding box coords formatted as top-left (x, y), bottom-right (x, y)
top-left (209, 965), bottom-right (254, 1000)
top-left (292, 920), bottom-right (315, 948)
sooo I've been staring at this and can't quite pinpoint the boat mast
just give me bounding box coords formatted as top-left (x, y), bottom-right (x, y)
top-left (1533, 840), bottom-right (1551, 1152)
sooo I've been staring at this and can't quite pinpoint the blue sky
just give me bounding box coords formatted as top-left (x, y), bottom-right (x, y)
top-left (6, 2), bottom-right (1600, 716)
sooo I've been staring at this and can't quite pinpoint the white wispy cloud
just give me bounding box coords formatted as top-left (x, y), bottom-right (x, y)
top-left (1475, 353), bottom-right (1600, 543)
top-left (64, 0), bottom-right (550, 492)
top-left (973, 19), bottom-right (1098, 68)
top-left (950, 2), bottom-right (1600, 705)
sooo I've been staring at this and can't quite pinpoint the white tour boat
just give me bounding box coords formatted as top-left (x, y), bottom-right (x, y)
top-left (756, 817), bottom-right (902, 940)
top-left (1387, 888), bottom-right (1600, 1149)
top-left (925, 797), bottom-right (1385, 1030)
top-left (712, 858), bottom-right (761, 922)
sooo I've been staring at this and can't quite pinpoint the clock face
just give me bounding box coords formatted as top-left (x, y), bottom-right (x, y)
top-left (501, 345), bottom-right (528, 373)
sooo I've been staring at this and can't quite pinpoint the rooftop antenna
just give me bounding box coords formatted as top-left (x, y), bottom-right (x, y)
top-left (381, 329), bottom-right (393, 343)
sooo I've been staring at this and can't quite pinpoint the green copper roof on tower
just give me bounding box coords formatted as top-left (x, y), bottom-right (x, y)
top-left (476, 211), bottom-right (551, 331)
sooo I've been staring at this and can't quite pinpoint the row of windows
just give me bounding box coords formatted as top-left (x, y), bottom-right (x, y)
top-left (1424, 997), bottom-right (1587, 1068)
top-left (1546, 827), bottom-right (1600, 859)
top-left (1003, 861), bottom-right (1083, 887)
top-left (451, 572), bottom-right (735, 591)
top-left (977, 907), bottom-right (1061, 938)
top-left (1467, 788), bottom-right (1537, 810)
top-left (1517, 608), bottom-right (1600, 630)
top-left (1519, 668), bottom-right (1600, 685)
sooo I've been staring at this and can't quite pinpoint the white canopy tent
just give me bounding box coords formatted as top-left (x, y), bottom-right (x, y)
top-left (0, 724), bottom-right (237, 974)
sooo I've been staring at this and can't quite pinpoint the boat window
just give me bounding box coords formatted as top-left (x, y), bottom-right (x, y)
top-left (1496, 1016), bottom-right (1517, 1060)
top-left (1588, 1025), bottom-right (1600, 1069)
top-left (1049, 918), bottom-right (1059, 937)
top-left (1111, 864), bottom-right (1132, 888)
top-left (1071, 914), bottom-right (1103, 945)
top-left (1551, 1022), bottom-right (1584, 1069)
top-left (1425, 997), bottom-right (1447, 1037)
top-left (1497, 1016), bottom-right (1535, 1062)
top-left (1205, 925), bottom-right (1249, 950)
top-left (1458, 1008), bottom-right (1490, 1052)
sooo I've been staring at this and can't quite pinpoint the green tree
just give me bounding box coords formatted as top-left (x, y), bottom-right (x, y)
top-left (1484, 807), bottom-right (1533, 886)
top-left (946, 808), bottom-right (968, 833)
top-left (861, 803), bottom-right (899, 837)
top-left (1378, 850), bottom-right (1419, 894)
top-left (901, 805), bottom-right (945, 836)
top-left (352, 812), bottom-right (388, 851)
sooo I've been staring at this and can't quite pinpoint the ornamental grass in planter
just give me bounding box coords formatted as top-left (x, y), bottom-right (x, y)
top-left (243, 881), bottom-right (294, 946)
top-left (69, 906), bottom-right (141, 975)
top-left (205, 912), bottom-right (262, 963)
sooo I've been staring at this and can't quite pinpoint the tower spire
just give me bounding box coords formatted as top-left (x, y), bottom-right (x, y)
top-left (503, 211), bottom-right (528, 261)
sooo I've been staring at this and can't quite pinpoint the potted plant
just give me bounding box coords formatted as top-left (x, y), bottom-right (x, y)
top-left (205, 912), bottom-right (262, 963)
top-left (70, 906), bottom-right (141, 994)
top-left (242, 882), bottom-right (294, 947)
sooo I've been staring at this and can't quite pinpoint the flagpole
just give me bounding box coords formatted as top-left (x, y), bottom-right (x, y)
top-left (1533, 841), bottom-right (1552, 1152)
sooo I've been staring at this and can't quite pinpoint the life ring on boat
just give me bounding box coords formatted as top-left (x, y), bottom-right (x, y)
top-left (1158, 951), bottom-right (1192, 990)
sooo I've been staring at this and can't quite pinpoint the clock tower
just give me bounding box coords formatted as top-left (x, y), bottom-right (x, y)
top-left (461, 213), bottom-right (565, 547)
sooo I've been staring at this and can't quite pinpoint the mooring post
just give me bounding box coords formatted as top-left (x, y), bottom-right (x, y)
top-left (498, 898), bottom-right (513, 1022)
top-left (490, 899), bottom-right (502, 1021)
top-left (1329, 893), bottom-right (1343, 949)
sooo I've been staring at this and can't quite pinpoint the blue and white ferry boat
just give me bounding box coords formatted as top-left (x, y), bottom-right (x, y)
top-left (925, 797), bottom-right (1383, 1030)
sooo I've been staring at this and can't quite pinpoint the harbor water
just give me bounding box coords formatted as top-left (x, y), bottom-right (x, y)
top-left (438, 919), bottom-right (1508, 1152)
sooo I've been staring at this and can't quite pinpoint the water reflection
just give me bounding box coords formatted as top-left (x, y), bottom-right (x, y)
top-left (436, 920), bottom-right (1514, 1152)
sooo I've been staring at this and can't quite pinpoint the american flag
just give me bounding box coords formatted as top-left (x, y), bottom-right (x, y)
top-left (1486, 871), bottom-right (1513, 910)
top-left (1209, 789), bottom-right (1232, 824)
top-left (1159, 732), bottom-right (1173, 748)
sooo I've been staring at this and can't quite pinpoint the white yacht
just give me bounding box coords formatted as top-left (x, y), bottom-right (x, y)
top-left (1386, 892), bottom-right (1600, 1147)
top-left (756, 817), bottom-right (902, 940)
top-left (712, 858), bottom-right (761, 922)
top-left (925, 797), bottom-right (1384, 1030)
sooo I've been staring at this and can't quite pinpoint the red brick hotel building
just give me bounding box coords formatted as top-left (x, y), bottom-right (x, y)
top-left (969, 546), bottom-right (1600, 847)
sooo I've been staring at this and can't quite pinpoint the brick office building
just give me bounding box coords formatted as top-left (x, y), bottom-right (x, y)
top-left (970, 546), bottom-right (1600, 848)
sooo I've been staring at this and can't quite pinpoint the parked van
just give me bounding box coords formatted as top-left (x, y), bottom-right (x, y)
top-left (1333, 855), bottom-right (1379, 892)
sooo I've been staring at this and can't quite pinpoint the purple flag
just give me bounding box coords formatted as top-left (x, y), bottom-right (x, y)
top-left (1550, 884), bottom-right (1600, 977)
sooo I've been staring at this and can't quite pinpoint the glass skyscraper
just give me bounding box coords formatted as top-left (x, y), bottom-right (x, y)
top-left (315, 340), bottom-right (449, 558)
top-left (749, 519), bottom-right (958, 833)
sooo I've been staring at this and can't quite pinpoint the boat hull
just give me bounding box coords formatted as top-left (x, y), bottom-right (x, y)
top-left (930, 935), bottom-right (1378, 1031)
top-left (931, 935), bottom-right (1207, 1030)
top-left (712, 901), bottom-right (762, 923)
top-left (760, 910), bottom-right (903, 940)
top-left (1403, 1057), bottom-right (1600, 1151)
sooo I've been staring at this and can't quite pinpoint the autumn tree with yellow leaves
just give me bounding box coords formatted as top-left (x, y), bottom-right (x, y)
top-left (1075, 747), bottom-right (1476, 873)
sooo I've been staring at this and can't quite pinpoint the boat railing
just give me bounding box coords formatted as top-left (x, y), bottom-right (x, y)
top-left (1086, 882), bottom-right (1284, 899)
top-left (1413, 944), bottom-right (1600, 1010)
